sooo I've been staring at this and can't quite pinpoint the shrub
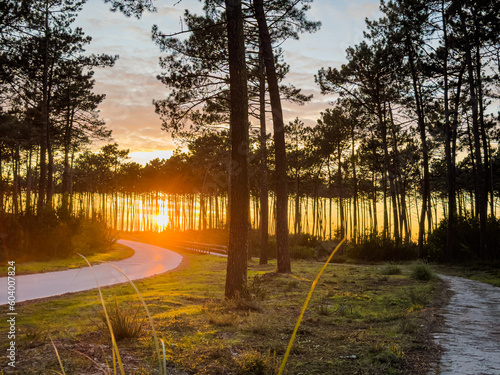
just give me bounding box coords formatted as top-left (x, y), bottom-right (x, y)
top-left (427, 216), bottom-right (500, 262)
top-left (407, 287), bottom-right (431, 305)
top-left (72, 218), bottom-right (116, 255)
top-left (289, 233), bottom-right (320, 248)
top-left (0, 212), bottom-right (115, 261)
top-left (242, 276), bottom-right (267, 300)
top-left (290, 244), bottom-right (315, 259)
top-left (410, 262), bottom-right (436, 282)
top-left (380, 264), bottom-right (402, 275)
top-left (235, 350), bottom-right (277, 375)
top-left (247, 231), bottom-right (319, 260)
top-left (347, 235), bottom-right (418, 262)
top-left (1, 211), bottom-right (75, 260)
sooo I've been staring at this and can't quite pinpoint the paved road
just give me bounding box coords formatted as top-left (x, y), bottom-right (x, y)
top-left (0, 240), bottom-right (183, 304)
top-left (432, 275), bottom-right (500, 375)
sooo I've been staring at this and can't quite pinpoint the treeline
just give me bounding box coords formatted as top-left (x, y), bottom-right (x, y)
top-left (0, 0), bottom-right (116, 217)
top-left (1, 0), bottom-right (499, 266)
top-left (314, 0), bottom-right (500, 261)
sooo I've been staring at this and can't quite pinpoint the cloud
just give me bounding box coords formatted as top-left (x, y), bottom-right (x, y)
top-left (76, 0), bottom-right (381, 164)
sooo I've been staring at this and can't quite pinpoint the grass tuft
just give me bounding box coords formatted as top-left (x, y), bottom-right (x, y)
top-left (100, 299), bottom-right (143, 340)
top-left (317, 294), bottom-right (334, 316)
top-left (208, 313), bottom-right (239, 327)
top-left (235, 350), bottom-right (278, 375)
top-left (380, 264), bottom-right (402, 275)
top-left (411, 262), bottom-right (437, 281)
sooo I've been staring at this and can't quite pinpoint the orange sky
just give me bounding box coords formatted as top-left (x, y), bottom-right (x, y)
top-left (76, 0), bottom-right (380, 165)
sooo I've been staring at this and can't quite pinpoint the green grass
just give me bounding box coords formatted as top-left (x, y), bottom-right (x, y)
top-left (380, 264), bottom-right (402, 275)
top-left (410, 262), bottom-right (437, 282)
top-left (0, 235), bottom-right (443, 374)
top-left (435, 263), bottom-right (500, 287)
top-left (0, 243), bottom-right (134, 276)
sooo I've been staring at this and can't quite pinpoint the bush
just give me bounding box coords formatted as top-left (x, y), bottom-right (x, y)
top-left (1, 211), bottom-right (75, 260)
top-left (290, 244), bottom-right (315, 259)
top-left (246, 229), bottom-right (277, 259)
top-left (72, 218), bottom-right (116, 255)
top-left (347, 235), bottom-right (418, 262)
top-left (427, 216), bottom-right (500, 262)
top-left (235, 350), bottom-right (277, 375)
top-left (247, 231), bottom-right (318, 260)
top-left (289, 233), bottom-right (320, 248)
top-left (0, 211), bottom-right (115, 261)
top-left (410, 262), bottom-right (436, 282)
top-left (380, 264), bottom-right (402, 275)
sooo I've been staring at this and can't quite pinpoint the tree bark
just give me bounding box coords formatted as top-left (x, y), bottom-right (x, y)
top-left (441, 2), bottom-right (456, 260)
top-left (351, 124), bottom-right (357, 244)
top-left (459, 6), bottom-right (487, 258)
top-left (406, 39), bottom-right (430, 258)
top-left (254, 0), bottom-right (290, 273)
top-left (37, 2), bottom-right (50, 215)
top-left (224, 0), bottom-right (250, 299)
top-left (258, 48), bottom-right (269, 265)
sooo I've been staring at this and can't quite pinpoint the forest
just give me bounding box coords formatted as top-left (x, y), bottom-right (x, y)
top-left (1, 0), bottom-right (500, 291)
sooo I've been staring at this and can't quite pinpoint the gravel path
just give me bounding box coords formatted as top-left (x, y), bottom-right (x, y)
top-left (432, 275), bottom-right (500, 375)
top-left (0, 240), bottom-right (183, 304)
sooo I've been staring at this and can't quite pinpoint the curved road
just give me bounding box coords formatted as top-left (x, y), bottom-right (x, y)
top-left (433, 275), bottom-right (500, 375)
top-left (0, 240), bottom-right (183, 305)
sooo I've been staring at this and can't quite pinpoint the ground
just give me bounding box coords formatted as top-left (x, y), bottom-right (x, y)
top-left (0, 236), bottom-right (448, 374)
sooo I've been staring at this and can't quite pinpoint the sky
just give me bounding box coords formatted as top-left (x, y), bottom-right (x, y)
top-left (74, 0), bottom-right (381, 165)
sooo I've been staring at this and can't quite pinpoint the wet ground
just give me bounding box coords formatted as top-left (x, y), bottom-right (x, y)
top-left (432, 275), bottom-right (500, 375)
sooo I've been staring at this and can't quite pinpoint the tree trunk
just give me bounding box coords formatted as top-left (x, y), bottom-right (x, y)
top-left (25, 149), bottom-right (33, 215)
top-left (406, 39), bottom-right (430, 258)
top-left (387, 106), bottom-right (400, 245)
top-left (338, 147), bottom-right (345, 239)
top-left (473, 14), bottom-right (493, 219)
top-left (0, 154), bottom-right (3, 214)
top-left (375, 83), bottom-right (389, 240)
top-left (442, 2), bottom-right (456, 259)
top-left (294, 174), bottom-right (301, 235)
top-left (351, 127), bottom-right (357, 244)
top-left (225, 0), bottom-right (250, 299)
top-left (254, 0), bottom-right (290, 273)
top-left (459, 7), bottom-right (487, 258)
top-left (13, 149), bottom-right (19, 215)
top-left (258, 48), bottom-right (269, 265)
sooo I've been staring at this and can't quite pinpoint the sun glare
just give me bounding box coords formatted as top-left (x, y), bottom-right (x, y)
top-left (129, 150), bottom-right (176, 165)
top-left (155, 214), bottom-right (169, 228)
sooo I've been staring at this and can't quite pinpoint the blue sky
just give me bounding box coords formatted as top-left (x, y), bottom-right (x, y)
top-left (75, 0), bottom-right (380, 165)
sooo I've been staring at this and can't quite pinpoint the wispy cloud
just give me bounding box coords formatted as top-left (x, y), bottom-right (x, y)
top-left (76, 0), bottom-right (380, 164)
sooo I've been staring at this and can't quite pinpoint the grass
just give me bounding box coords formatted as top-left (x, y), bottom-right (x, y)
top-left (380, 264), bottom-right (402, 276)
top-left (410, 262), bottom-right (437, 281)
top-left (0, 234), bottom-right (444, 374)
top-left (0, 243), bottom-right (134, 276)
top-left (434, 263), bottom-right (500, 287)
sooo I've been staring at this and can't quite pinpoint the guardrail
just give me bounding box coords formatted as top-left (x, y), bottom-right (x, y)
top-left (165, 240), bottom-right (227, 255)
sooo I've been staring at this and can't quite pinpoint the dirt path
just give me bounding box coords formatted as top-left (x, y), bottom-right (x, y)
top-left (0, 240), bottom-right (183, 304)
top-left (432, 275), bottom-right (500, 375)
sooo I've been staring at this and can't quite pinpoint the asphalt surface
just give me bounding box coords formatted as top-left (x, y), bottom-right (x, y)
top-left (0, 240), bottom-right (183, 304)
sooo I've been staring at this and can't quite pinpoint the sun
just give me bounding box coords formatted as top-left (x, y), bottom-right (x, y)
top-left (154, 214), bottom-right (169, 228)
